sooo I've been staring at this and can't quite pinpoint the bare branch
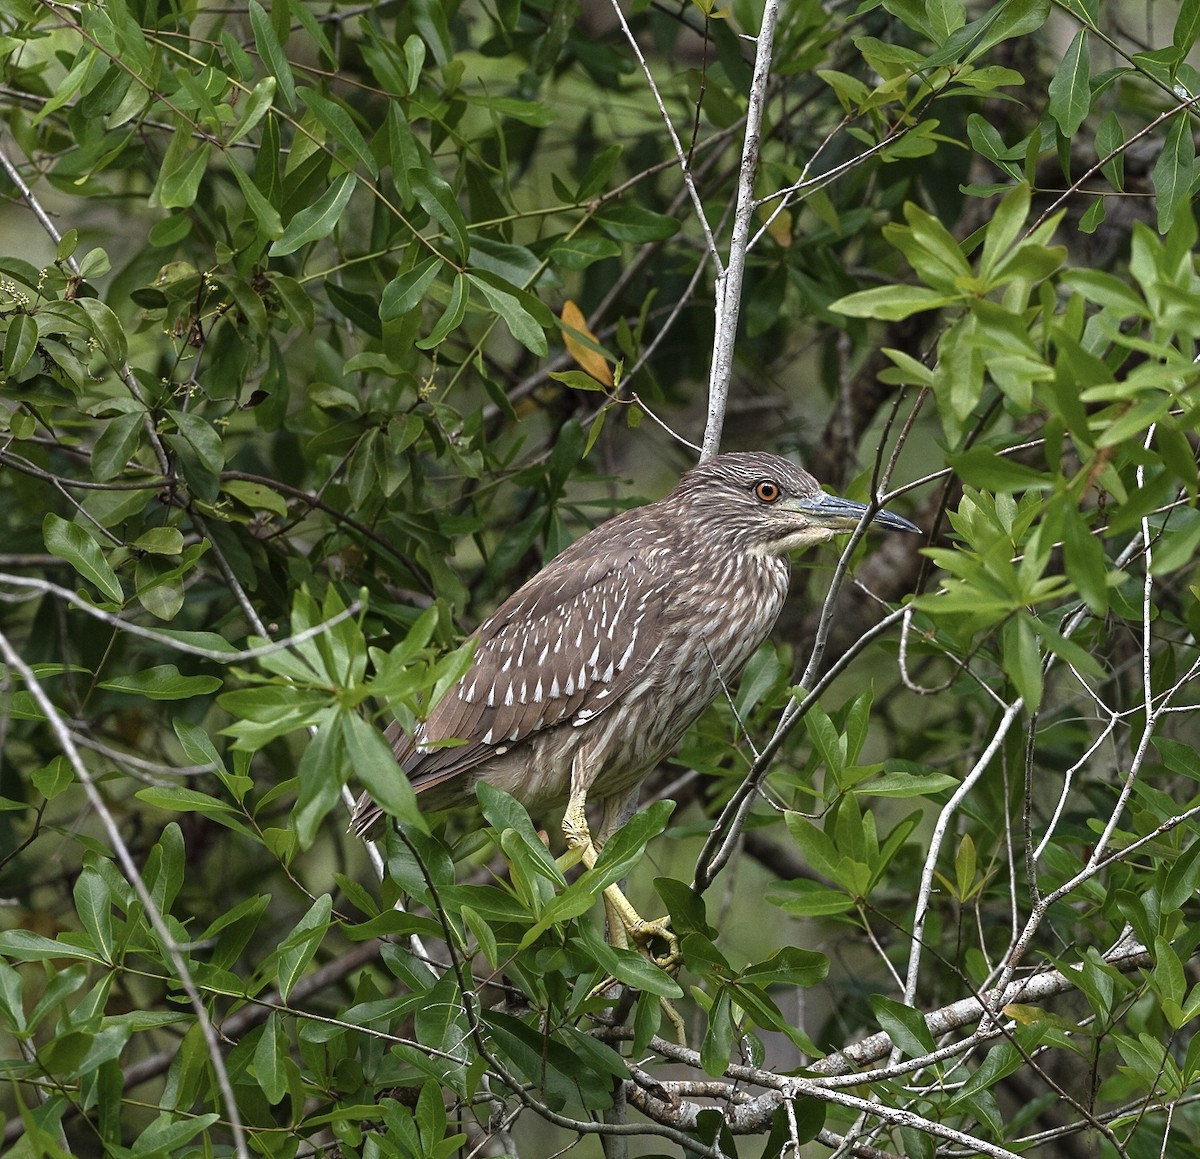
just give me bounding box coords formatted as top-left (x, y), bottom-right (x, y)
top-left (702, 0), bottom-right (782, 460)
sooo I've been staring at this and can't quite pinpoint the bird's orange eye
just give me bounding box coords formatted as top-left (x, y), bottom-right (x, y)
top-left (754, 480), bottom-right (781, 503)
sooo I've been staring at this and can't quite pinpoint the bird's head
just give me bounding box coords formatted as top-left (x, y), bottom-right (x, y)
top-left (670, 451), bottom-right (919, 556)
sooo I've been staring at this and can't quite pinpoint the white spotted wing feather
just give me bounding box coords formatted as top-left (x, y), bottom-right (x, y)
top-left (390, 545), bottom-right (666, 797)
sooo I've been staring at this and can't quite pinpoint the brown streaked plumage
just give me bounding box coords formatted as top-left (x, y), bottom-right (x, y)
top-left (353, 451), bottom-right (917, 964)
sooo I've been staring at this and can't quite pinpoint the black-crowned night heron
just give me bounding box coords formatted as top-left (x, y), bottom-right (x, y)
top-left (353, 451), bottom-right (917, 965)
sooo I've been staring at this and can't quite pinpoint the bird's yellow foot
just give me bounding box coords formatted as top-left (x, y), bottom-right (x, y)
top-left (602, 884), bottom-right (681, 972)
top-left (626, 914), bottom-right (680, 974)
top-left (564, 797), bottom-right (683, 971)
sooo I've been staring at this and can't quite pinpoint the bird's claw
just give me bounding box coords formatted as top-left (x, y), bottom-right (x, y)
top-left (628, 915), bottom-right (681, 974)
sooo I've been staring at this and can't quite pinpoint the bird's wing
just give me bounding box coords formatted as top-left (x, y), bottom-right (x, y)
top-left (394, 545), bottom-right (667, 793)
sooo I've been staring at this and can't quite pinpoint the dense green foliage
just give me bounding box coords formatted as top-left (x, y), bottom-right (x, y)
top-left (2, 0), bottom-right (1200, 1155)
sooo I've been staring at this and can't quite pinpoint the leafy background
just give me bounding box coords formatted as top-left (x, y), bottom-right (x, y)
top-left (2, 0), bottom-right (1200, 1156)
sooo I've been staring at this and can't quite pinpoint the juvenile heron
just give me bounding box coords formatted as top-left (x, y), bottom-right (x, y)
top-left (353, 452), bottom-right (917, 963)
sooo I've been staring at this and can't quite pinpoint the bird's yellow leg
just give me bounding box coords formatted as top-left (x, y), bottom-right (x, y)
top-left (561, 790), bottom-right (681, 973)
top-left (567, 790), bottom-right (687, 1043)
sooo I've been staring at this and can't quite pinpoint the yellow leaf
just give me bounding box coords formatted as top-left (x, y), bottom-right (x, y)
top-left (560, 300), bottom-right (612, 388)
top-left (760, 204), bottom-right (793, 248)
top-left (1002, 1003), bottom-right (1076, 1030)
top-left (1002, 1004), bottom-right (1046, 1025)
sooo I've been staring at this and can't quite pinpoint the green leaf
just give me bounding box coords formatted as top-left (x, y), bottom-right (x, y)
top-left (402, 33), bottom-right (426, 93)
top-left (954, 833), bottom-right (977, 900)
top-left (44, 513), bottom-right (124, 603)
top-left (248, 0), bottom-right (295, 110)
top-left (131, 1112), bottom-right (220, 1155)
top-left (1001, 614), bottom-right (1043, 711)
top-left (978, 182), bottom-right (1030, 281)
top-left (855, 769), bottom-right (960, 797)
top-left (480, 1010), bottom-right (582, 1111)
top-left (410, 167), bottom-right (470, 260)
top-left (476, 782), bottom-right (565, 885)
top-left (963, 0), bottom-right (1049, 62)
top-left (342, 713), bottom-right (429, 834)
top-left (228, 156), bottom-right (284, 239)
top-left (1152, 111), bottom-right (1197, 235)
top-left (654, 876), bottom-right (714, 939)
top-left (145, 823), bottom-right (186, 916)
top-left (158, 139), bottom-right (212, 210)
top-left (577, 924), bottom-right (682, 997)
top-left (169, 410), bottom-right (225, 476)
top-left (131, 527), bottom-right (185, 555)
top-left (74, 297), bottom-right (127, 367)
top-left (1078, 198), bottom-right (1106, 234)
top-left (0, 930), bottom-right (106, 964)
top-left (302, 90), bottom-right (379, 178)
top-left (275, 894), bottom-right (332, 1000)
top-left (767, 880), bottom-right (856, 917)
top-left (872, 994), bottom-right (936, 1057)
top-left (99, 665), bottom-right (221, 700)
top-left (549, 235), bottom-right (622, 270)
top-left (460, 904), bottom-right (498, 969)
top-left (91, 411), bottom-right (144, 482)
top-left (1174, 0), bottom-right (1200, 61)
top-left (926, 0), bottom-right (965, 42)
top-left (946, 447), bottom-right (1051, 491)
top-left (520, 801), bottom-right (674, 945)
top-left (830, 284), bottom-right (960, 321)
top-left (253, 1012), bottom-right (289, 1105)
top-left (948, 1042), bottom-right (1023, 1105)
top-left (1060, 505), bottom-right (1107, 614)
top-left (134, 787), bottom-right (256, 838)
top-left (784, 812), bottom-right (841, 882)
top-left (32, 756), bottom-right (73, 801)
top-left (467, 272), bottom-right (549, 355)
top-left (1152, 738), bottom-right (1200, 782)
top-left (1163, 839), bottom-right (1200, 911)
top-left (741, 946), bottom-right (829, 988)
top-left (293, 714), bottom-right (346, 849)
top-left (1095, 110), bottom-right (1124, 190)
top-left (222, 478), bottom-right (290, 518)
top-left (385, 104), bottom-right (421, 205)
top-left (465, 94), bottom-right (555, 127)
top-left (548, 369), bottom-right (610, 392)
top-left (73, 867), bottom-right (115, 963)
top-left (269, 172), bottom-right (357, 257)
top-left (46, 1022), bottom-right (131, 1080)
top-left (33, 49), bottom-right (97, 125)
top-left (1152, 938), bottom-right (1191, 1020)
top-left (887, 202), bottom-right (975, 290)
top-left (1047, 28), bottom-right (1090, 137)
top-left (1061, 269), bottom-right (1148, 316)
top-left (593, 203), bottom-right (681, 243)
top-left (163, 415), bottom-right (222, 502)
top-left (879, 347), bottom-right (935, 387)
top-left (818, 67), bottom-right (870, 111)
top-left (77, 248), bottom-right (110, 279)
top-left (701, 988), bottom-right (735, 1076)
top-left (4, 313), bottom-right (38, 378)
top-left (147, 214), bottom-right (192, 249)
top-left (379, 256), bottom-right (441, 322)
top-left (965, 115), bottom-right (1022, 179)
top-left (417, 271), bottom-right (468, 349)
top-left (228, 76), bottom-right (277, 146)
top-left (807, 706), bottom-right (847, 780)
top-left (136, 557), bottom-right (185, 621)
